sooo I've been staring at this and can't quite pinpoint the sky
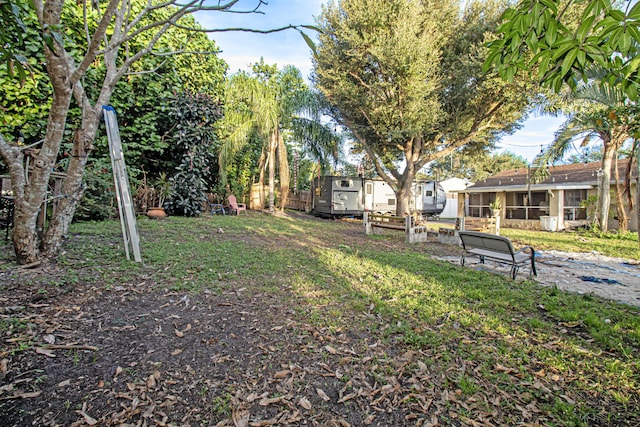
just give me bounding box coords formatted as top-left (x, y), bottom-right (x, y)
top-left (195, 0), bottom-right (565, 164)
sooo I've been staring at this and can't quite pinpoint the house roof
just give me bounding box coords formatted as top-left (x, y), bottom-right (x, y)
top-left (461, 159), bottom-right (636, 193)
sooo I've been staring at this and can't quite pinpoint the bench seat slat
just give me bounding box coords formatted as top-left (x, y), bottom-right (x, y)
top-left (468, 248), bottom-right (532, 265)
top-left (372, 223), bottom-right (405, 230)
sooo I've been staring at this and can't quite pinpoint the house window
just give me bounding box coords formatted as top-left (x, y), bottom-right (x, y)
top-left (365, 183), bottom-right (373, 195)
top-left (564, 190), bottom-right (587, 220)
top-left (505, 191), bottom-right (548, 220)
top-left (468, 192), bottom-right (494, 217)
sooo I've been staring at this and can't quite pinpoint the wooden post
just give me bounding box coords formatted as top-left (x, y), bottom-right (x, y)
top-left (364, 212), bottom-right (371, 234)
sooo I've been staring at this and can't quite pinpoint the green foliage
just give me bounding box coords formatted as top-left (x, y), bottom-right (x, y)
top-left (223, 133), bottom-right (263, 199)
top-left (89, 13), bottom-right (226, 180)
top-left (0, 4), bottom-right (50, 142)
top-left (486, 0), bottom-right (640, 100)
top-left (164, 92), bottom-right (222, 217)
top-left (0, 1), bottom-right (227, 221)
top-left (166, 153), bottom-right (208, 216)
top-left (1, 0), bottom-right (226, 175)
top-left (73, 158), bottom-right (117, 221)
top-left (220, 61), bottom-right (340, 206)
top-left (0, 0), bottom-right (30, 81)
top-left (425, 151), bottom-right (529, 181)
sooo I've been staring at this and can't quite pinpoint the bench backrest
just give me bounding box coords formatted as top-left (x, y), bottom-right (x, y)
top-left (459, 231), bottom-right (515, 256)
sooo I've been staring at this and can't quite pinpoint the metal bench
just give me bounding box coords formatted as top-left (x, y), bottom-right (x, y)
top-left (459, 231), bottom-right (537, 279)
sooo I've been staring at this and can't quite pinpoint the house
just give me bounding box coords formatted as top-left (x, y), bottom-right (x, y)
top-left (456, 159), bottom-right (638, 232)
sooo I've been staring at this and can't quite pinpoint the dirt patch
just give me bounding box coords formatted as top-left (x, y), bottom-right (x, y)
top-left (0, 272), bottom-right (414, 426)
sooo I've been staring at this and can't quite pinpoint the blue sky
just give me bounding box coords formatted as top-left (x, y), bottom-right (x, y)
top-left (195, 0), bottom-right (323, 78)
top-left (196, 0), bottom-right (564, 163)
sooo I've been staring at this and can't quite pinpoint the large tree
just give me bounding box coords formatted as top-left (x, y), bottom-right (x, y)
top-left (0, 0), bottom-right (308, 265)
top-left (313, 0), bottom-right (536, 215)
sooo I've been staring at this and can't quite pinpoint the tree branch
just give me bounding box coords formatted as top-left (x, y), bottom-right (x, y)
top-left (168, 23), bottom-right (302, 34)
top-left (71, 0), bottom-right (121, 85)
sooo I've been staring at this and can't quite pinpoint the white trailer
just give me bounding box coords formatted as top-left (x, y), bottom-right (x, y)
top-left (312, 176), bottom-right (446, 218)
top-left (363, 179), bottom-right (446, 216)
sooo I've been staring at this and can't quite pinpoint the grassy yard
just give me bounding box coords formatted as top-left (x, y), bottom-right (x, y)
top-left (1, 212), bottom-right (639, 425)
top-left (502, 228), bottom-right (640, 260)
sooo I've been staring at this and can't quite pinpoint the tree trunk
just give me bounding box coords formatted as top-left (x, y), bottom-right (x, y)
top-left (598, 144), bottom-right (615, 232)
top-left (613, 156), bottom-right (628, 233)
top-left (395, 179), bottom-right (413, 217)
top-left (8, 45), bottom-right (74, 263)
top-left (268, 131), bottom-right (277, 214)
top-left (43, 108), bottom-right (101, 258)
top-left (257, 146), bottom-right (267, 209)
top-left (276, 128), bottom-right (289, 211)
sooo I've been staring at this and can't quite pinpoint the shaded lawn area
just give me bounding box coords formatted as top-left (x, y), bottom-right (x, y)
top-left (0, 212), bottom-right (638, 426)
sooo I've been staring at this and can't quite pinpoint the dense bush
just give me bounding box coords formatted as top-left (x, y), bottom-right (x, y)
top-left (164, 92), bottom-right (222, 216)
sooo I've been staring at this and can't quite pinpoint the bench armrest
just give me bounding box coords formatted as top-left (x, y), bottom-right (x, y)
top-left (516, 245), bottom-right (537, 277)
top-left (516, 246), bottom-right (535, 255)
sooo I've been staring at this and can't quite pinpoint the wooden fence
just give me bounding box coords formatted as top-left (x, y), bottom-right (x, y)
top-left (285, 190), bottom-right (311, 212)
top-left (249, 184), bottom-right (312, 212)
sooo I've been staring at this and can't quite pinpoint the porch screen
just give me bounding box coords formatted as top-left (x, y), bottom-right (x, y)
top-left (564, 190), bottom-right (587, 220)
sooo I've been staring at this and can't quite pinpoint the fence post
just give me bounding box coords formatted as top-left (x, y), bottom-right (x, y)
top-left (364, 212), bottom-right (372, 235)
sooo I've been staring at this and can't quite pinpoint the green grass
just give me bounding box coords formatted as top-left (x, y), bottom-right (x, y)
top-left (2, 212), bottom-right (639, 424)
top-left (501, 228), bottom-right (640, 260)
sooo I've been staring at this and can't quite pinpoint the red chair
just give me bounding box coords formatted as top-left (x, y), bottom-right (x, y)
top-left (228, 195), bottom-right (247, 215)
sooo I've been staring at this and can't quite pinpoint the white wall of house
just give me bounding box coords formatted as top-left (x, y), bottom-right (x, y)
top-left (439, 178), bottom-right (471, 218)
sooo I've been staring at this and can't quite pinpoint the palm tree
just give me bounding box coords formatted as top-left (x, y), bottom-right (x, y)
top-left (534, 84), bottom-right (633, 231)
top-left (220, 62), bottom-right (341, 213)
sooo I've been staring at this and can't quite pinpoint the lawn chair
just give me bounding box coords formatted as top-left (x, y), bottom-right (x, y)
top-left (228, 195), bottom-right (247, 215)
top-left (206, 193), bottom-right (225, 215)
